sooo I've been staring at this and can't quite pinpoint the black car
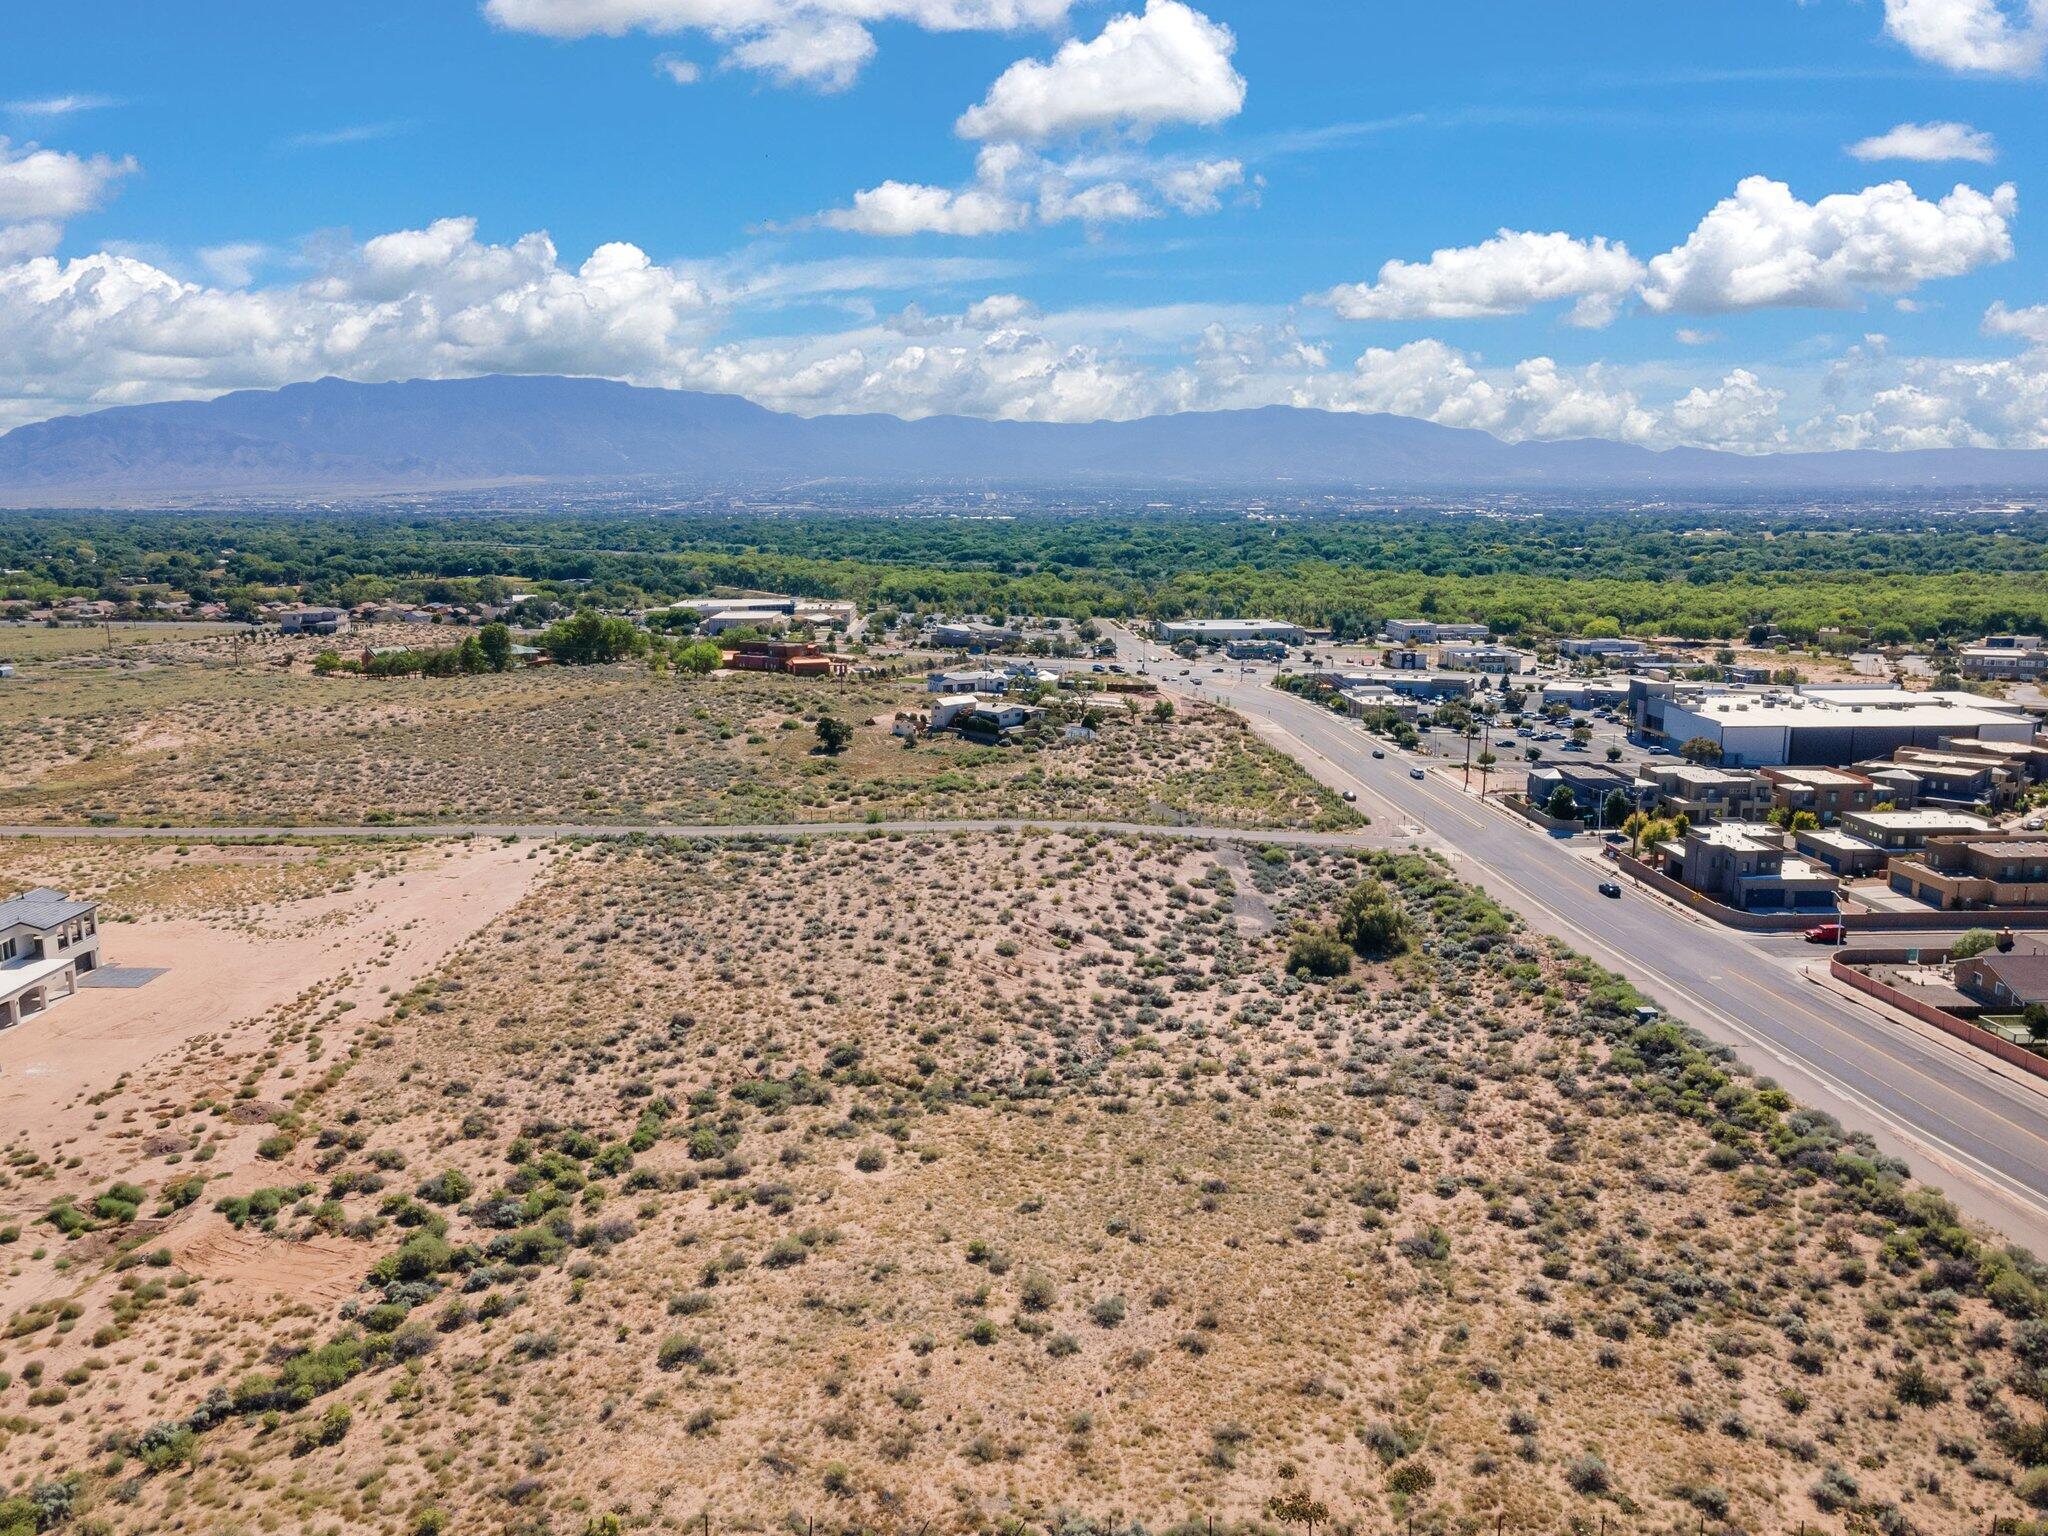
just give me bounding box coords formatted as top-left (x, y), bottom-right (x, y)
top-left (1370, 748), bottom-right (1385, 759)
top-left (1597, 881), bottom-right (1623, 899)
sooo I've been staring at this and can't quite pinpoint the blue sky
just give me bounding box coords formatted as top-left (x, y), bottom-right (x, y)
top-left (3, 0), bottom-right (2046, 448)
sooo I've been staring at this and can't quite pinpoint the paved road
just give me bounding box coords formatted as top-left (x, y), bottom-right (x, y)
top-left (1115, 628), bottom-right (2048, 1252)
top-left (0, 817), bottom-right (1386, 847)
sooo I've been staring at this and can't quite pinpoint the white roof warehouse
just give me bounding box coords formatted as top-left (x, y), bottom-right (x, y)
top-left (1650, 684), bottom-right (2038, 769)
top-left (1152, 619), bottom-right (1305, 644)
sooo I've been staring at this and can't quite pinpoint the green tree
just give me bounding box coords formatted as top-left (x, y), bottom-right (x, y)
top-left (1336, 879), bottom-right (1408, 958)
top-left (2024, 1004), bottom-right (2048, 1043)
top-left (675, 638), bottom-right (723, 675)
top-left (1680, 736), bottom-right (1723, 766)
top-left (1546, 783), bottom-right (1580, 821)
top-left (478, 621), bottom-right (513, 672)
top-left (541, 610), bottom-right (644, 666)
top-left (815, 716), bottom-right (853, 754)
top-left (1601, 788), bottom-right (1633, 828)
top-left (1267, 1490), bottom-right (1331, 1536)
top-left (1951, 929), bottom-right (1999, 960)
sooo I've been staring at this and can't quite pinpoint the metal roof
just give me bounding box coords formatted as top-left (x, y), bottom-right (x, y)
top-left (0, 887), bottom-right (94, 932)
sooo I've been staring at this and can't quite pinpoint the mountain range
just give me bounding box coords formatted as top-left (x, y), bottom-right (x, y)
top-left (2, 374), bottom-right (2046, 502)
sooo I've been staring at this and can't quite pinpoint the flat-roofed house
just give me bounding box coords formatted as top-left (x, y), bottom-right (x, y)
top-left (1840, 807), bottom-right (1994, 852)
top-left (1672, 824), bottom-right (1840, 913)
top-left (1761, 767), bottom-right (1878, 823)
top-left (1, 888), bottom-right (100, 1029)
top-left (1889, 835), bottom-right (2048, 910)
top-left (1639, 763), bottom-right (1772, 823)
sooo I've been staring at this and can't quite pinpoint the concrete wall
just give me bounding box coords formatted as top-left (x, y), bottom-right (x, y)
top-left (1831, 947), bottom-right (2048, 1084)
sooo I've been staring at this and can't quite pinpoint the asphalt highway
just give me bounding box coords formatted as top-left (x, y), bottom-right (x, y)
top-left (1117, 631), bottom-right (2048, 1252)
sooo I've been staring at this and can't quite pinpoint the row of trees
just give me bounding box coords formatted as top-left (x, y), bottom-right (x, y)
top-left (14, 507), bottom-right (2048, 644)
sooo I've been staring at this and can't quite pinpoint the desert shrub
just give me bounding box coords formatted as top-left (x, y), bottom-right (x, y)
top-left (1386, 1462), bottom-right (1434, 1497)
top-left (1337, 879), bottom-right (1408, 958)
top-left (1286, 928), bottom-right (1351, 979)
top-left (1565, 1454), bottom-right (1610, 1494)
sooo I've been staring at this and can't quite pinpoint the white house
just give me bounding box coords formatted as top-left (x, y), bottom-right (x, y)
top-left (1, 888), bottom-right (101, 1029)
top-left (928, 668), bottom-right (1015, 695)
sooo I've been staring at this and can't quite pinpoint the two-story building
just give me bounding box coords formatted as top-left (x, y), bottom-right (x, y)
top-left (1, 888), bottom-right (101, 1029)
top-left (1638, 764), bottom-right (1772, 824)
top-left (1668, 825), bottom-right (1839, 913)
top-left (1760, 766), bottom-right (1878, 824)
top-left (1889, 835), bottom-right (2048, 910)
top-left (1839, 807), bottom-right (1994, 853)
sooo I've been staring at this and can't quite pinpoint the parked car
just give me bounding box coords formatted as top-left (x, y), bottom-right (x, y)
top-left (1598, 881), bottom-right (1623, 898)
top-left (1804, 922), bottom-right (1845, 944)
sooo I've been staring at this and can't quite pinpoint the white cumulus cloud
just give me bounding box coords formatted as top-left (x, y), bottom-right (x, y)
top-left (1306, 339), bottom-right (1658, 444)
top-left (1639, 176), bottom-right (2016, 314)
top-left (818, 180), bottom-right (1029, 236)
top-left (0, 137), bottom-right (136, 223)
top-left (956, 0), bottom-right (1245, 142)
top-left (1848, 120), bottom-right (1998, 163)
top-left (1669, 368), bottom-right (1788, 450)
top-left (1155, 157), bottom-right (1242, 214)
top-left (0, 217), bottom-right (718, 431)
top-left (1882, 0), bottom-right (2048, 75)
top-left (482, 0), bottom-right (1078, 88)
top-left (1316, 230), bottom-right (1644, 327)
top-left (1984, 300), bottom-right (2048, 343)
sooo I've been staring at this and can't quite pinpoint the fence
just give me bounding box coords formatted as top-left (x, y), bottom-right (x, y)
top-left (1831, 945), bottom-right (2048, 1084)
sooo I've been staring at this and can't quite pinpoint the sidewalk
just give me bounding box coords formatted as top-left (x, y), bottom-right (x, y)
top-left (1804, 959), bottom-right (2048, 1103)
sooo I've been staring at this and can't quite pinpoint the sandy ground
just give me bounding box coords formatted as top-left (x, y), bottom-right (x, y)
top-left (0, 835), bottom-right (553, 1185)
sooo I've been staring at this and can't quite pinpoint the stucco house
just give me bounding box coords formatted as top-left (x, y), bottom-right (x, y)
top-left (1, 888), bottom-right (101, 1029)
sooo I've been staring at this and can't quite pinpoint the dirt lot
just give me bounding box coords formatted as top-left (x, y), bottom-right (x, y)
top-left (0, 632), bottom-right (1353, 831)
top-left (3, 831), bottom-right (2042, 1536)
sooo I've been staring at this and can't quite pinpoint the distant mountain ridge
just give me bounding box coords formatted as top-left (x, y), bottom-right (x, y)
top-left (2, 374), bottom-right (2046, 501)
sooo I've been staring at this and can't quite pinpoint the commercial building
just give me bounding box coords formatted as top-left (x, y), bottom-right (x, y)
top-left (931, 621), bottom-right (1024, 650)
top-left (1631, 679), bottom-right (2038, 768)
top-left (1154, 619), bottom-right (1306, 646)
top-left (1537, 680), bottom-right (1632, 712)
top-left (1438, 643), bottom-right (1534, 675)
top-left (1317, 669), bottom-right (1472, 701)
top-left (1889, 835), bottom-right (2048, 910)
top-left (1961, 635), bottom-right (2046, 682)
top-left (1381, 620), bottom-right (1489, 645)
top-left (1558, 637), bottom-right (1653, 660)
top-left (1224, 639), bottom-right (1290, 660)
